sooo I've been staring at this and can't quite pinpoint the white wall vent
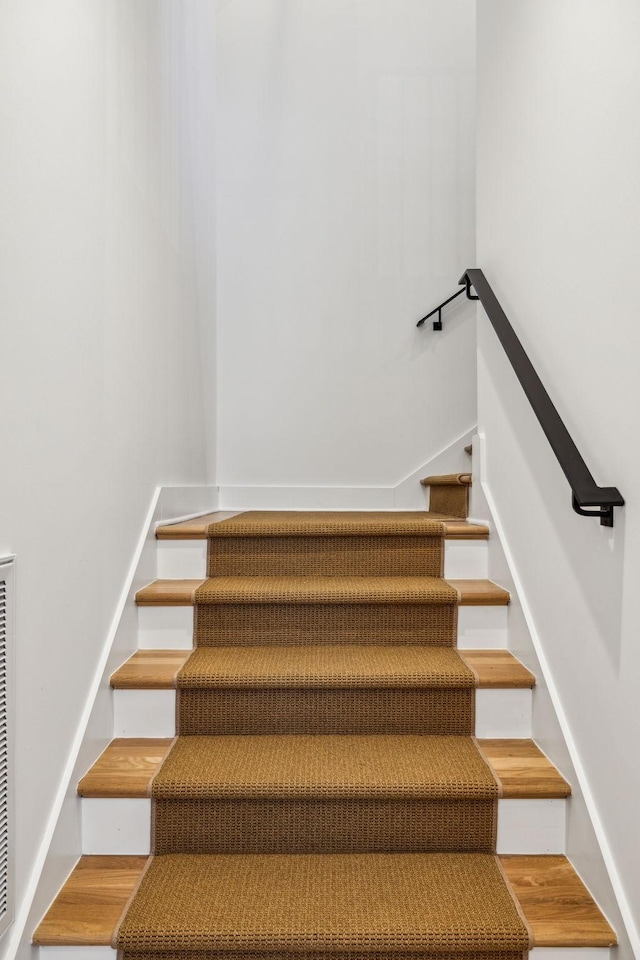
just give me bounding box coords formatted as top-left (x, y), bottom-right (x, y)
top-left (0, 558), bottom-right (14, 938)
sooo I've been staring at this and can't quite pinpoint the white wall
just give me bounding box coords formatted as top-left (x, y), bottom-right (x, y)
top-left (476, 2), bottom-right (640, 953)
top-left (216, 0), bottom-right (477, 493)
top-left (0, 1), bottom-right (216, 955)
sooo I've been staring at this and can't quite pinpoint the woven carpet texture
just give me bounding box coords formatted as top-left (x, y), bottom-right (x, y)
top-left (117, 509), bottom-right (529, 959)
top-left (176, 645), bottom-right (476, 736)
top-left (116, 853), bottom-right (530, 957)
top-left (151, 735), bottom-right (499, 853)
top-left (206, 511), bottom-right (448, 578)
top-left (421, 476), bottom-right (472, 519)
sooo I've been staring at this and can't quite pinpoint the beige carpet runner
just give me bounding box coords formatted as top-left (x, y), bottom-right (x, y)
top-left (115, 510), bottom-right (531, 960)
top-left (176, 645), bottom-right (476, 735)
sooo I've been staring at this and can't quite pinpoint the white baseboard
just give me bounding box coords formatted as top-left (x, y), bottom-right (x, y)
top-left (476, 432), bottom-right (638, 958)
top-left (21, 485), bottom-right (217, 960)
top-left (218, 429), bottom-right (476, 512)
top-left (154, 486), bottom-right (219, 524)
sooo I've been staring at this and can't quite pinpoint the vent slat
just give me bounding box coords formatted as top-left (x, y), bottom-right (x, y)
top-left (0, 560), bottom-right (14, 936)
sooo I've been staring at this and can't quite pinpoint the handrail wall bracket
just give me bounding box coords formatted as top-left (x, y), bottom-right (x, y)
top-left (571, 494), bottom-right (615, 528)
top-left (463, 274), bottom-right (479, 302)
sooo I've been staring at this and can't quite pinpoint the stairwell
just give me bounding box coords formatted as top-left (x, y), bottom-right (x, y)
top-left (33, 474), bottom-right (616, 959)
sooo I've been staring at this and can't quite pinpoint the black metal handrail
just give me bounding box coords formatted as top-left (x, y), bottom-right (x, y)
top-left (417, 268), bottom-right (625, 527)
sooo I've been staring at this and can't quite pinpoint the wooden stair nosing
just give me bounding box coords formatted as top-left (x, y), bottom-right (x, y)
top-left (77, 737), bottom-right (570, 800)
top-left (420, 474), bottom-right (472, 487)
top-left (32, 853), bottom-right (616, 949)
top-left (156, 512), bottom-right (490, 541)
top-left (110, 649), bottom-right (534, 691)
top-left (134, 578), bottom-right (510, 607)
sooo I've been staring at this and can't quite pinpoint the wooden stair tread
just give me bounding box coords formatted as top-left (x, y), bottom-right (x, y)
top-left (501, 855), bottom-right (617, 947)
top-left (478, 739), bottom-right (570, 798)
top-left (111, 650), bottom-right (188, 688)
top-left (78, 738), bottom-right (569, 800)
top-left (33, 854), bottom-right (615, 948)
top-left (111, 649), bottom-right (533, 690)
top-left (135, 579), bottom-right (202, 605)
top-left (449, 580), bottom-right (509, 605)
top-left (33, 855), bottom-right (148, 946)
top-left (134, 578), bottom-right (510, 606)
top-left (463, 650), bottom-right (534, 688)
top-left (79, 739), bottom-right (173, 797)
top-left (156, 512), bottom-right (489, 541)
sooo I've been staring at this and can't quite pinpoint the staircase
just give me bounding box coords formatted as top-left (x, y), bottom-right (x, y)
top-left (33, 486), bottom-right (616, 958)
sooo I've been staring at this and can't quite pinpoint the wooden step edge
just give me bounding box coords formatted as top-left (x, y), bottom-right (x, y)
top-left (32, 853), bottom-right (616, 948)
top-left (110, 649), bottom-right (533, 691)
top-left (111, 650), bottom-right (188, 688)
top-left (156, 511), bottom-right (241, 539)
top-left (463, 650), bottom-right (535, 689)
top-left (420, 473), bottom-right (473, 487)
top-left (156, 512), bottom-right (489, 541)
top-left (77, 737), bottom-right (570, 800)
top-left (442, 520), bottom-right (489, 540)
top-left (134, 578), bottom-right (510, 607)
top-left (135, 579), bottom-right (202, 605)
top-left (448, 579), bottom-right (510, 605)
top-left (501, 855), bottom-right (617, 948)
top-left (78, 738), bottom-right (172, 798)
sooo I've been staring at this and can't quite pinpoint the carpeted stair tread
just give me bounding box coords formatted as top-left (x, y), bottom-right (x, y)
top-left (177, 644), bottom-right (476, 689)
top-left (77, 738), bottom-right (570, 800)
top-left (156, 512), bottom-right (490, 540)
top-left (134, 578), bottom-right (508, 606)
top-left (111, 649), bottom-right (533, 690)
top-left (77, 737), bottom-right (571, 800)
top-left (205, 512), bottom-right (448, 577)
top-left (207, 510), bottom-right (447, 537)
top-left (115, 852), bottom-right (531, 955)
top-left (33, 854), bottom-right (619, 949)
top-left (194, 575), bottom-right (458, 605)
top-left (151, 735), bottom-right (497, 800)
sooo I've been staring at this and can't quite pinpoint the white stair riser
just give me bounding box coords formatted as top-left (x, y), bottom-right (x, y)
top-left (156, 539), bottom-right (489, 580)
top-left (114, 690), bottom-right (176, 738)
top-left (457, 606), bottom-right (507, 648)
top-left (157, 541), bottom-right (207, 579)
top-left (38, 949), bottom-right (116, 960)
top-left (37, 948), bottom-right (612, 960)
top-left (113, 687), bottom-right (531, 739)
top-left (38, 947), bottom-right (611, 960)
top-left (443, 540), bottom-right (489, 578)
top-left (532, 951), bottom-right (613, 960)
top-left (475, 688), bottom-right (531, 738)
top-left (81, 796), bottom-right (564, 856)
top-left (496, 798), bottom-right (566, 854)
top-left (138, 607), bottom-right (193, 649)
top-left (83, 799), bottom-right (151, 855)
top-left (137, 604), bottom-right (508, 651)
